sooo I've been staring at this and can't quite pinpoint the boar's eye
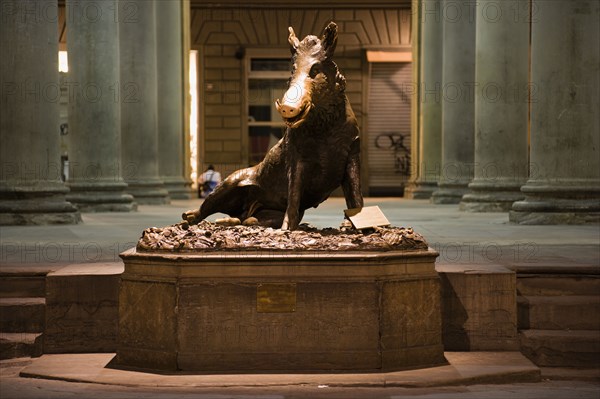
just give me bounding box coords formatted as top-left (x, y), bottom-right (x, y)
top-left (309, 63), bottom-right (322, 79)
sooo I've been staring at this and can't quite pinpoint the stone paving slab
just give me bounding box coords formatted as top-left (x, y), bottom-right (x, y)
top-left (19, 352), bottom-right (540, 388)
top-left (1, 198), bottom-right (598, 270)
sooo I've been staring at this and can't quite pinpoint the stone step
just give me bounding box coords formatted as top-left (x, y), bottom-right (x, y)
top-left (517, 275), bottom-right (600, 296)
top-left (0, 297), bottom-right (46, 333)
top-left (0, 333), bottom-right (43, 360)
top-left (518, 295), bottom-right (600, 330)
top-left (44, 263), bottom-right (122, 354)
top-left (540, 366), bottom-right (600, 382)
top-left (520, 329), bottom-right (600, 368)
top-left (0, 273), bottom-right (46, 298)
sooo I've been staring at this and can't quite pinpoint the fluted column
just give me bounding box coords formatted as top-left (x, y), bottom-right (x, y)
top-left (406, 0), bottom-right (443, 199)
top-left (460, 0), bottom-right (529, 212)
top-left (510, 0), bottom-right (600, 224)
top-left (0, 0), bottom-right (80, 225)
top-left (431, 0), bottom-right (476, 204)
top-left (405, 0), bottom-right (422, 199)
top-left (119, 0), bottom-right (169, 204)
top-left (65, 0), bottom-right (136, 212)
top-left (157, 0), bottom-right (192, 199)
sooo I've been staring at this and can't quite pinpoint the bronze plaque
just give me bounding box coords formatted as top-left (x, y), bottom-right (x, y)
top-left (257, 283), bottom-right (296, 313)
top-left (344, 206), bottom-right (390, 230)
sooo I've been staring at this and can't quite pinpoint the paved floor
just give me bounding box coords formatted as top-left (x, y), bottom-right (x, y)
top-left (1, 198), bottom-right (599, 397)
top-left (0, 198), bottom-right (600, 399)
top-left (15, 352), bottom-right (541, 388)
top-left (1, 357), bottom-right (599, 399)
top-left (1, 197), bottom-right (599, 271)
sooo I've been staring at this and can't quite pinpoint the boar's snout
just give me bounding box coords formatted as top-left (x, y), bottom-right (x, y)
top-left (276, 100), bottom-right (302, 118)
top-left (276, 84), bottom-right (311, 128)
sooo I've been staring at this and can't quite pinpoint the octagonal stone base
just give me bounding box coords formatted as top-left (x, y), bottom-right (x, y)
top-left (117, 248), bottom-right (445, 373)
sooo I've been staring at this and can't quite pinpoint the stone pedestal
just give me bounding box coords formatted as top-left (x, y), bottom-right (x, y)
top-left (0, 0), bottom-right (80, 225)
top-left (431, 0), bottom-right (476, 204)
top-left (65, 0), bottom-right (136, 212)
top-left (117, 248), bottom-right (445, 373)
top-left (406, 0), bottom-right (443, 200)
top-left (510, 0), bottom-right (600, 224)
top-left (459, 0), bottom-right (528, 212)
top-left (119, 0), bottom-right (170, 205)
top-left (157, 0), bottom-right (193, 199)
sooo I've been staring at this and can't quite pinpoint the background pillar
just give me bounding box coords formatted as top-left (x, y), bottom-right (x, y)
top-left (431, 0), bottom-right (476, 204)
top-left (406, 0), bottom-right (443, 199)
top-left (119, 0), bottom-right (169, 204)
top-left (65, 0), bottom-right (136, 212)
top-left (157, 0), bottom-right (193, 199)
top-left (510, 0), bottom-right (600, 224)
top-left (405, 0), bottom-right (422, 199)
top-left (460, 0), bottom-right (529, 212)
top-left (0, 0), bottom-right (80, 225)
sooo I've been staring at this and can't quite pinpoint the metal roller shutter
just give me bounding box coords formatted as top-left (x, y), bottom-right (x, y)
top-left (367, 62), bottom-right (412, 196)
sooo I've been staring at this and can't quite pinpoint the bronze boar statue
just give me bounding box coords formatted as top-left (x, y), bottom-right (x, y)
top-left (183, 22), bottom-right (363, 230)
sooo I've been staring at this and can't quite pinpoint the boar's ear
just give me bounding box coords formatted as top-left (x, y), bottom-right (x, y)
top-left (321, 22), bottom-right (338, 58)
top-left (288, 27), bottom-right (300, 54)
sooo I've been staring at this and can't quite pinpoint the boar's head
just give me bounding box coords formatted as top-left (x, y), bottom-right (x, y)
top-left (275, 22), bottom-right (346, 129)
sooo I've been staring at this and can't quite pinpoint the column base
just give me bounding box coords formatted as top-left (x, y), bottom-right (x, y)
top-left (0, 181), bottom-right (81, 225)
top-left (509, 182), bottom-right (600, 224)
top-left (460, 181), bottom-right (525, 212)
top-left (67, 181), bottom-right (137, 212)
top-left (431, 183), bottom-right (470, 204)
top-left (0, 210), bottom-right (81, 225)
top-left (404, 182), bottom-right (438, 200)
top-left (161, 177), bottom-right (194, 200)
top-left (125, 180), bottom-right (170, 205)
top-left (509, 209), bottom-right (600, 224)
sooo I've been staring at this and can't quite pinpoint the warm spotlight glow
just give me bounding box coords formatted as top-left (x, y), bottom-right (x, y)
top-left (58, 51), bottom-right (68, 72)
top-left (189, 50), bottom-right (198, 189)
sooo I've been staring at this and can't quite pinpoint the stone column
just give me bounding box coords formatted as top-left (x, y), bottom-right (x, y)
top-left (510, 0), bottom-right (600, 224)
top-left (431, 0), bottom-right (476, 204)
top-left (406, 0), bottom-right (443, 199)
top-left (0, 0), bottom-right (80, 225)
top-left (119, 0), bottom-right (169, 204)
top-left (181, 0), bottom-right (193, 196)
top-left (156, 0), bottom-right (192, 199)
top-left (405, 0), bottom-right (422, 199)
top-left (459, 0), bottom-right (529, 212)
top-left (65, 0), bottom-right (135, 212)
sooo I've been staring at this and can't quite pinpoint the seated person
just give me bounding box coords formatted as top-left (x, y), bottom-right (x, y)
top-left (198, 165), bottom-right (221, 198)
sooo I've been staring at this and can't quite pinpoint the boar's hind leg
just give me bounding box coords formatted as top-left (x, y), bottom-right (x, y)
top-left (183, 170), bottom-right (253, 224)
top-left (197, 183), bottom-right (248, 222)
top-left (183, 168), bottom-right (257, 224)
top-left (341, 139), bottom-right (364, 210)
top-left (184, 184), bottom-right (248, 224)
top-left (250, 209), bottom-right (286, 229)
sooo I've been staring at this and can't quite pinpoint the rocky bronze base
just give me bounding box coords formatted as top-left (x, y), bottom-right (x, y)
top-left (136, 221), bottom-right (429, 252)
top-left (117, 244), bottom-right (444, 373)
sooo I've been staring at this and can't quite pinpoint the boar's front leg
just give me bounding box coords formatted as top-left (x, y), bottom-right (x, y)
top-left (281, 162), bottom-right (304, 230)
top-left (341, 138), bottom-right (364, 209)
